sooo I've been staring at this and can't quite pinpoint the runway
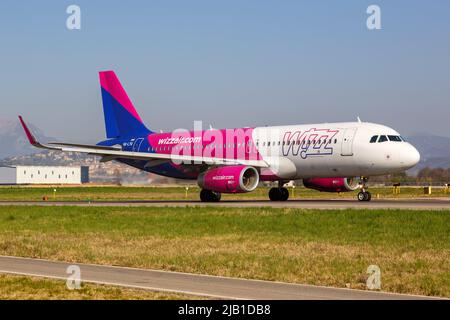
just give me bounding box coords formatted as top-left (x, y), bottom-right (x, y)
top-left (1, 198), bottom-right (450, 210)
top-left (0, 256), bottom-right (440, 300)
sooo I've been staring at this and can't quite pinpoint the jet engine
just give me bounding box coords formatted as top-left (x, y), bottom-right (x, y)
top-left (197, 165), bottom-right (259, 193)
top-left (302, 177), bottom-right (360, 192)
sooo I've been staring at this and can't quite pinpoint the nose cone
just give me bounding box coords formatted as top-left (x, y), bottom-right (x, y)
top-left (401, 143), bottom-right (420, 169)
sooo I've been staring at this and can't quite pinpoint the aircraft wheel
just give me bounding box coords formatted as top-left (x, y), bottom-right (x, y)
top-left (357, 191), bottom-right (365, 201)
top-left (269, 188), bottom-right (281, 201)
top-left (269, 187), bottom-right (289, 201)
top-left (357, 191), bottom-right (371, 202)
top-left (200, 189), bottom-right (221, 202)
top-left (280, 187), bottom-right (289, 201)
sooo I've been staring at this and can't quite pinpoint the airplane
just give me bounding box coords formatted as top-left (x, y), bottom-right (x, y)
top-left (19, 71), bottom-right (420, 202)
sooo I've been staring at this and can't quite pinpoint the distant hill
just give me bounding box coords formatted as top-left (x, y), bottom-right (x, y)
top-left (406, 135), bottom-right (450, 160)
top-left (0, 118), bottom-right (53, 160)
top-left (405, 134), bottom-right (450, 174)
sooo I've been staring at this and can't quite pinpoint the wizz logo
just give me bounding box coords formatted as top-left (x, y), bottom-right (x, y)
top-left (282, 128), bottom-right (339, 159)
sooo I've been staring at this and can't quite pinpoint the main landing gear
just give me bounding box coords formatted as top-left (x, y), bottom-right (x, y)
top-left (357, 177), bottom-right (371, 201)
top-left (269, 182), bottom-right (289, 201)
top-left (200, 189), bottom-right (222, 202)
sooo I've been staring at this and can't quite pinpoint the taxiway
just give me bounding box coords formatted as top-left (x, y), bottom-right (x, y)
top-left (0, 256), bottom-right (442, 300)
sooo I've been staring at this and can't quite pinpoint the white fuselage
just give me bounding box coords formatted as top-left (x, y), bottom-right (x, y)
top-left (252, 122), bottom-right (420, 180)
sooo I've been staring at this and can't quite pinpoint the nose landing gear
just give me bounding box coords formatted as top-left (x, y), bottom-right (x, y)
top-left (357, 191), bottom-right (372, 201)
top-left (357, 177), bottom-right (372, 201)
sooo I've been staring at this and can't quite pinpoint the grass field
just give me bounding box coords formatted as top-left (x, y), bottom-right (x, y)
top-left (0, 205), bottom-right (448, 298)
top-left (0, 185), bottom-right (449, 202)
top-left (0, 274), bottom-right (197, 300)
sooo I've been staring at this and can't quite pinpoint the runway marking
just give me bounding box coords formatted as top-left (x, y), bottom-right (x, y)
top-left (0, 255), bottom-right (444, 300)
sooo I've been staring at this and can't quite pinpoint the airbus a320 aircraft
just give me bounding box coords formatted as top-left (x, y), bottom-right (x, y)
top-left (19, 71), bottom-right (420, 202)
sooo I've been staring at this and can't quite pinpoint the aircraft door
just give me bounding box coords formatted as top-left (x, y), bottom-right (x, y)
top-left (340, 128), bottom-right (357, 156)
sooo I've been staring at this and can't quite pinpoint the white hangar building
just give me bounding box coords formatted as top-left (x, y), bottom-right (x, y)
top-left (0, 166), bottom-right (89, 185)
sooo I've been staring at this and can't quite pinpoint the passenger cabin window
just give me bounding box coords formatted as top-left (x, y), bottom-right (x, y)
top-left (370, 135), bottom-right (378, 143)
top-left (378, 135), bottom-right (388, 143)
top-left (388, 135), bottom-right (402, 142)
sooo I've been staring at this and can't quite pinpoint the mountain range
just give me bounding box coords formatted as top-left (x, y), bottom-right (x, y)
top-left (404, 135), bottom-right (450, 174)
top-left (1, 118), bottom-right (450, 174)
top-left (0, 118), bottom-right (54, 159)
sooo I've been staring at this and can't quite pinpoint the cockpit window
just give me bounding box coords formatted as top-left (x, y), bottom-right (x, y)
top-left (388, 135), bottom-right (402, 142)
top-left (370, 135), bottom-right (378, 143)
top-left (378, 135), bottom-right (388, 143)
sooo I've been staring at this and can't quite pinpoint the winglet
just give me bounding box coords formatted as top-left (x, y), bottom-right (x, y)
top-left (18, 116), bottom-right (38, 146)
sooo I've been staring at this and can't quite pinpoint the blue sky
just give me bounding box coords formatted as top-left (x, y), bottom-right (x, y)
top-left (0, 0), bottom-right (449, 141)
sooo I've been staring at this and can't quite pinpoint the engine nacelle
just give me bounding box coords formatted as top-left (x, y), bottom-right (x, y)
top-left (302, 177), bottom-right (360, 192)
top-left (198, 165), bottom-right (259, 193)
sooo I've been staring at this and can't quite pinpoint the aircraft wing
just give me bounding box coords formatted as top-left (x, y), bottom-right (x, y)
top-left (18, 116), bottom-right (269, 168)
